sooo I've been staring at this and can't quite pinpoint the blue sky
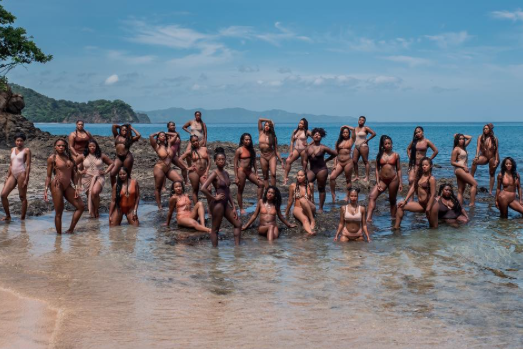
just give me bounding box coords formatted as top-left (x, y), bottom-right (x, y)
top-left (5, 0), bottom-right (523, 121)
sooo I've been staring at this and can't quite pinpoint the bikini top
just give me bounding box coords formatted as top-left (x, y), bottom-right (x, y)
top-left (176, 195), bottom-right (192, 212)
top-left (83, 154), bottom-right (104, 174)
top-left (379, 152), bottom-right (397, 166)
top-left (115, 136), bottom-right (129, 147)
top-left (295, 184), bottom-right (311, 201)
top-left (261, 202), bottom-right (276, 215)
top-left (239, 146), bottom-right (251, 160)
top-left (53, 154), bottom-right (74, 174)
top-left (344, 205), bottom-right (361, 222)
top-left (415, 140), bottom-right (428, 151)
top-left (337, 139), bottom-right (352, 150)
top-left (417, 177), bottom-right (432, 195)
top-left (293, 130), bottom-right (307, 142)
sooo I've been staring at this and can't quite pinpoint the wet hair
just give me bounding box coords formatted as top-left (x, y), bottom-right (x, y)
top-left (409, 126), bottom-right (424, 167)
top-left (376, 135), bottom-right (392, 170)
top-left (239, 133), bottom-right (256, 168)
top-left (501, 157), bottom-right (519, 181)
top-left (14, 133), bottom-right (26, 141)
top-left (52, 138), bottom-right (75, 175)
top-left (480, 124), bottom-right (497, 151)
top-left (336, 127), bottom-right (352, 151)
top-left (415, 156), bottom-right (433, 187)
top-left (294, 170), bottom-right (310, 199)
top-left (156, 132), bottom-right (168, 147)
top-left (438, 183), bottom-right (462, 213)
top-left (170, 180), bottom-right (186, 196)
top-left (119, 124), bottom-right (133, 148)
top-left (83, 139), bottom-right (102, 158)
top-left (264, 121), bottom-right (277, 148)
top-left (263, 186), bottom-right (283, 211)
top-left (311, 127), bottom-right (326, 138)
top-left (115, 166), bottom-right (131, 209)
top-left (453, 133), bottom-right (465, 149)
top-left (190, 135), bottom-right (201, 160)
top-left (214, 147), bottom-right (226, 161)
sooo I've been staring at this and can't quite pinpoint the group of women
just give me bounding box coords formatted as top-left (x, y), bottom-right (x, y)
top-left (1, 114), bottom-right (522, 247)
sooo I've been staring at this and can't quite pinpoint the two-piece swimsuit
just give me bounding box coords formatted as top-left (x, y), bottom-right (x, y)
top-left (293, 130), bottom-right (308, 153)
top-left (10, 148), bottom-right (27, 180)
top-left (115, 137), bottom-right (131, 162)
top-left (52, 155), bottom-right (74, 191)
top-left (417, 177), bottom-right (432, 207)
top-left (294, 184), bottom-right (312, 208)
top-left (342, 204), bottom-right (363, 239)
top-left (175, 194), bottom-right (192, 219)
top-left (379, 152), bottom-right (398, 186)
top-left (238, 147), bottom-right (253, 176)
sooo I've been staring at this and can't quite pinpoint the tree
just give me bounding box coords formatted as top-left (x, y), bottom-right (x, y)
top-left (0, 0), bottom-right (52, 86)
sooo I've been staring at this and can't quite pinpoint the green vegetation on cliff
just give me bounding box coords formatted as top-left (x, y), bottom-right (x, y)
top-left (10, 83), bottom-right (150, 123)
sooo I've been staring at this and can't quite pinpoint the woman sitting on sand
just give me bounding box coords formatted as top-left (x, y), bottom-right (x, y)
top-left (166, 181), bottom-right (211, 232)
top-left (352, 116), bottom-right (376, 182)
top-left (285, 170), bottom-right (316, 235)
top-left (180, 135), bottom-right (211, 204)
top-left (495, 157), bottom-right (523, 218)
top-left (258, 118), bottom-right (284, 188)
top-left (242, 186), bottom-right (296, 241)
top-left (334, 187), bottom-right (371, 242)
top-left (330, 125), bottom-right (355, 203)
top-left (182, 111), bottom-right (207, 147)
top-left (283, 118), bottom-right (312, 185)
top-left (110, 124), bottom-right (141, 186)
top-left (76, 139), bottom-right (113, 218)
top-left (435, 184), bottom-right (469, 224)
top-left (234, 133), bottom-right (263, 215)
top-left (303, 128), bottom-right (337, 213)
top-left (471, 123), bottom-right (499, 195)
top-left (394, 157), bottom-right (438, 229)
top-left (44, 139), bottom-right (85, 234)
top-left (109, 166), bottom-right (139, 226)
top-left (68, 120), bottom-right (92, 160)
top-left (1, 133), bottom-right (31, 221)
top-left (201, 147), bottom-right (242, 247)
top-left (451, 134), bottom-right (477, 206)
top-left (406, 126), bottom-right (438, 186)
top-left (367, 135), bottom-right (402, 222)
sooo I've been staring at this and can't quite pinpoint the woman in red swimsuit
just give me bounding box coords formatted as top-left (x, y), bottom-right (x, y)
top-left (234, 133), bottom-right (263, 215)
top-left (166, 181), bottom-right (211, 232)
top-left (109, 166), bottom-right (140, 226)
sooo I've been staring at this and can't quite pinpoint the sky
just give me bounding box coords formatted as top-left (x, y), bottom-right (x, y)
top-left (5, 0), bottom-right (523, 121)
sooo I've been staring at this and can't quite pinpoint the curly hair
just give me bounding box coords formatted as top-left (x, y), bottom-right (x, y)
top-left (438, 183), bottom-right (462, 214)
top-left (263, 186), bottom-right (283, 211)
top-left (311, 127), bottom-right (326, 138)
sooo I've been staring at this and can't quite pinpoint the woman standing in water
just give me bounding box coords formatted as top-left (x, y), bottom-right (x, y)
top-left (149, 132), bottom-right (184, 209)
top-left (334, 188), bottom-right (371, 242)
top-left (1, 133), bottom-right (31, 221)
top-left (352, 116), bottom-right (376, 182)
top-left (109, 166), bottom-right (140, 226)
top-left (166, 181), bottom-right (211, 232)
top-left (234, 133), bottom-right (263, 215)
top-left (435, 184), bottom-right (469, 224)
top-left (68, 120), bottom-right (92, 159)
top-left (283, 118), bottom-right (312, 185)
top-left (285, 170), bottom-right (316, 235)
top-left (258, 118), bottom-right (284, 188)
top-left (44, 139), bottom-right (85, 234)
top-left (166, 121), bottom-right (188, 183)
top-left (242, 186), bottom-right (297, 241)
top-left (451, 134), bottom-right (477, 206)
top-left (495, 157), bottom-right (523, 218)
top-left (471, 123), bottom-right (499, 195)
top-left (303, 128), bottom-right (337, 213)
top-left (201, 147), bottom-right (242, 247)
top-left (183, 111), bottom-right (207, 147)
top-left (76, 139), bottom-right (113, 218)
top-left (110, 124), bottom-right (141, 186)
top-left (367, 135), bottom-right (402, 222)
top-left (406, 126), bottom-right (438, 186)
top-left (330, 125), bottom-right (355, 203)
top-left (394, 157), bottom-right (438, 229)
top-left (180, 135), bottom-right (211, 204)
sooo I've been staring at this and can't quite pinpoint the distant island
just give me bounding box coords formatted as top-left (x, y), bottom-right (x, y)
top-left (10, 84), bottom-right (150, 124)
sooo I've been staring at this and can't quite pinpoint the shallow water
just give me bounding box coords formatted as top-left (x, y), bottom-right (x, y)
top-left (1, 202), bottom-right (522, 348)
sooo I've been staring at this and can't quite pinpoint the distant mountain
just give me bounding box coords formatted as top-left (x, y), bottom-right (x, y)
top-left (10, 84), bottom-right (150, 124)
top-left (143, 107), bottom-right (357, 125)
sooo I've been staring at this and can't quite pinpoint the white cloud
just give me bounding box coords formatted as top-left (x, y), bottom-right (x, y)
top-left (219, 22), bottom-right (311, 46)
top-left (383, 55), bottom-right (432, 67)
top-left (104, 74), bottom-right (119, 85)
top-left (491, 9), bottom-right (523, 21)
top-left (425, 31), bottom-right (471, 48)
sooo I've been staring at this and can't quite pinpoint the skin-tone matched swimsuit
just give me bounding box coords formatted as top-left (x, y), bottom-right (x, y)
top-left (342, 205), bottom-right (363, 238)
top-left (119, 179), bottom-right (138, 215)
top-left (115, 137), bottom-right (131, 161)
top-left (294, 184), bottom-right (312, 208)
top-left (417, 177), bottom-right (432, 207)
top-left (53, 155), bottom-right (74, 190)
top-left (72, 132), bottom-right (90, 155)
top-left (454, 148), bottom-right (468, 173)
top-left (213, 171), bottom-right (231, 207)
top-left (81, 154), bottom-right (106, 214)
top-left (293, 130), bottom-right (308, 152)
top-left (379, 152), bottom-right (398, 185)
top-left (175, 194), bottom-right (192, 219)
top-left (238, 147), bottom-right (253, 176)
top-left (10, 148), bottom-right (27, 179)
top-left (190, 121), bottom-right (204, 142)
top-left (354, 129), bottom-right (367, 150)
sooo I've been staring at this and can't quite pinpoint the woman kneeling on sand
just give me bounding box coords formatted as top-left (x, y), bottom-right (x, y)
top-left (166, 181), bottom-right (210, 232)
top-left (334, 187), bottom-right (371, 242)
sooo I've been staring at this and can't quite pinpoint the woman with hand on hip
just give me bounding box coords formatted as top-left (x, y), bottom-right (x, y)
top-left (352, 116), bottom-right (376, 182)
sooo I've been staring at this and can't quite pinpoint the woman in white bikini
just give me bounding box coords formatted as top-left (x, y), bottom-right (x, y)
top-left (283, 118), bottom-right (312, 185)
top-left (352, 116), bottom-right (376, 182)
top-left (451, 134), bottom-right (477, 206)
top-left (334, 187), bottom-right (371, 242)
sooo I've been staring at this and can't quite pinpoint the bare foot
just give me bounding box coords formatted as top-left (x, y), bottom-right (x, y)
top-left (1, 216), bottom-right (11, 222)
top-left (283, 177), bottom-right (288, 185)
top-left (65, 230), bottom-right (74, 234)
top-left (366, 218), bottom-right (373, 223)
top-left (310, 220), bottom-right (316, 230)
top-left (469, 203), bottom-right (475, 207)
top-left (317, 209), bottom-right (324, 214)
top-left (331, 195), bottom-right (336, 203)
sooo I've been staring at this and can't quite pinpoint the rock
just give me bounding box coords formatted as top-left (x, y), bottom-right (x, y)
top-left (6, 94), bottom-right (25, 115)
top-left (0, 112), bottom-right (50, 147)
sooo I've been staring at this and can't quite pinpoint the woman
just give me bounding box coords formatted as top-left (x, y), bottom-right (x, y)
top-left (1, 133), bottom-right (31, 221)
top-left (394, 157), bottom-right (438, 229)
top-left (334, 187), bottom-right (371, 242)
top-left (330, 125), bottom-right (355, 203)
top-left (76, 139), bottom-right (114, 218)
top-left (234, 133), bottom-right (263, 215)
top-left (110, 124), bottom-right (141, 186)
top-left (451, 134), bottom-right (477, 206)
top-left (183, 111), bottom-right (207, 147)
top-left (367, 135), bottom-right (402, 222)
top-left (68, 120), bottom-right (92, 159)
top-left (149, 131), bottom-right (184, 209)
top-left (44, 139), bottom-right (85, 234)
top-left (166, 181), bottom-right (211, 232)
top-left (352, 116), bottom-right (376, 182)
top-left (303, 128), bottom-right (337, 213)
top-left (435, 184), bottom-right (469, 224)
top-left (283, 118), bottom-right (312, 185)
top-left (471, 123), bottom-right (499, 195)
top-left (109, 166), bottom-right (140, 226)
top-left (258, 118), bottom-right (284, 188)
top-left (242, 186), bottom-right (296, 241)
top-left (166, 121), bottom-right (188, 183)
top-left (495, 157), bottom-right (523, 218)
top-left (406, 126), bottom-right (438, 186)
top-left (285, 170), bottom-right (316, 235)
top-left (201, 147), bottom-right (242, 247)
top-left (180, 135), bottom-right (211, 204)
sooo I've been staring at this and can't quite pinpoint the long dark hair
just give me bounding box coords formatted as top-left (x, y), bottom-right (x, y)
top-left (453, 133), bottom-right (465, 149)
top-left (409, 126), bottom-right (423, 167)
top-left (501, 157), bottom-right (519, 181)
top-left (293, 118), bottom-right (309, 138)
top-left (189, 135), bottom-right (201, 160)
top-left (263, 186), bottom-right (283, 211)
top-left (83, 139), bottom-right (102, 158)
top-left (52, 138), bottom-right (75, 175)
top-left (438, 183), bottom-right (462, 213)
top-left (415, 156), bottom-right (432, 187)
top-left (239, 133), bottom-right (256, 168)
top-left (294, 169), bottom-right (310, 199)
top-left (336, 126), bottom-right (352, 151)
top-left (115, 166), bottom-right (130, 208)
top-left (119, 124), bottom-right (133, 149)
top-left (480, 123), bottom-right (497, 151)
top-left (376, 135), bottom-right (392, 170)
top-left (264, 121), bottom-right (277, 148)
top-left (156, 132), bottom-right (168, 147)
